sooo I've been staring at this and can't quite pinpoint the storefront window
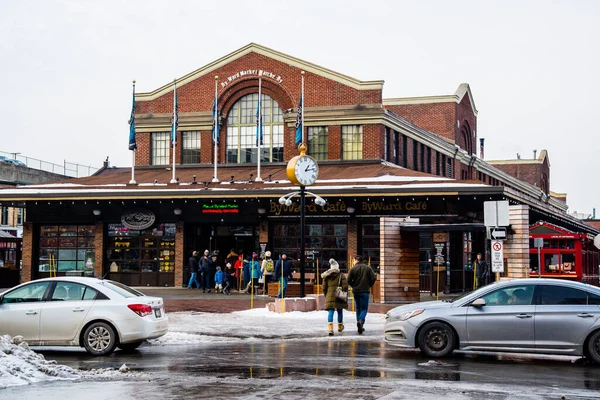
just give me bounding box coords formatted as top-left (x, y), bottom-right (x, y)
top-left (272, 223), bottom-right (347, 271)
top-left (38, 225), bottom-right (95, 272)
top-left (106, 223), bottom-right (176, 273)
top-left (361, 223), bottom-right (379, 273)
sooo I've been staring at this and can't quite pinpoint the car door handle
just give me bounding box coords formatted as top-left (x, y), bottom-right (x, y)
top-left (25, 310), bottom-right (38, 315)
top-left (72, 308), bottom-right (86, 312)
top-left (516, 314), bottom-right (532, 319)
top-left (577, 313), bottom-right (594, 318)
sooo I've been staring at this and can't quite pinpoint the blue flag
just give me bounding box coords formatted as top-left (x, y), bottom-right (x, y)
top-left (212, 95), bottom-right (219, 144)
top-left (256, 96), bottom-right (263, 146)
top-left (128, 89), bottom-right (136, 151)
top-left (171, 84), bottom-right (178, 147)
top-left (295, 95), bottom-right (303, 147)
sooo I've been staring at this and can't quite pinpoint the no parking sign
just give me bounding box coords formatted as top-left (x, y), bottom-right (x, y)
top-left (491, 240), bottom-right (504, 273)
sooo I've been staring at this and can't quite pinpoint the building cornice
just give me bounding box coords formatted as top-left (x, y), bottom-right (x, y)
top-left (383, 83), bottom-right (478, 116)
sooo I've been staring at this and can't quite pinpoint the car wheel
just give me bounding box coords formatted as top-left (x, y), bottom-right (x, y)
top-left (83, 322), bottom-right (117, 356)
top-left (586, 330), bottom-right (600, 364)
top-left (417, 321), bottom-right (455, 358)
top-left (118, 341), bottom-right (144, 352)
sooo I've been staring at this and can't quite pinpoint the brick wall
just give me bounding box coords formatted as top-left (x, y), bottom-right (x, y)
top-left (174, 222), bottom-right (184, 287)
top-left (21, 222), bottom-right (32, 283)
top-left (386, 103), bottom-right (456, 142)
top-left (94, 222), bottom-right (103, 278)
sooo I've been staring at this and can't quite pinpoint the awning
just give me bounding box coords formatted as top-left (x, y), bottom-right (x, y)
top-left (400, 223), bottom-right (486, 232)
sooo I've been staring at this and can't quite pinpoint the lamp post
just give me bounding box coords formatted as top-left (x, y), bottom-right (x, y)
top-left (278, 189), bottom-right (326, 297)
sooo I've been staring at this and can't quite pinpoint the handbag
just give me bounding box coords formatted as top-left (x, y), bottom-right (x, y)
top-left (334, 273), bottom-right (348, 302)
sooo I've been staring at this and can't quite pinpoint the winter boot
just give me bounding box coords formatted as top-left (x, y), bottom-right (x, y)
top-left (328, 322), bottom-right (334, 336)
top-left (338, 323), bottom-right (344, 333)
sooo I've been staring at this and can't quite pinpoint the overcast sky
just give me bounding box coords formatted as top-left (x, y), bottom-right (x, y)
top-left (1, 0), bottom-right (598, 215)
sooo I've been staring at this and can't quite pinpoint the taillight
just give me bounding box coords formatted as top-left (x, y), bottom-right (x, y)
top-left (128, 304), bottom-right (153, 317)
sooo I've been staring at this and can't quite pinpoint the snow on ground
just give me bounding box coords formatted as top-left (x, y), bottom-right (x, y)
top-left (149, 307), bottom-right (386, 345)
top-left (1, 306), bottom-right (386, 389)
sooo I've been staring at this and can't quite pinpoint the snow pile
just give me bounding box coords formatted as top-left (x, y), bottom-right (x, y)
top-left (0, 334), bottom-right (80, 389)
top-left (150, 307), bottom-right (386, 345)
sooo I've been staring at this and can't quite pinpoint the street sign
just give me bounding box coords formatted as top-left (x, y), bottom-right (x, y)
top-left (491, 240), bottom-right (504, 273)
top-left (490, 227), bottom-right (507, 240)
top-left (484, 200), bottom-right (509, 227)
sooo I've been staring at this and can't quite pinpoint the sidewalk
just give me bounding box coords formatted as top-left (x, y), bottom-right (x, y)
top-left (137, 287), bottom-right (458, 314)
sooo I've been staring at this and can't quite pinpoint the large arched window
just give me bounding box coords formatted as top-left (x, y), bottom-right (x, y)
top-left (226, 93), bottom-right (284, 163)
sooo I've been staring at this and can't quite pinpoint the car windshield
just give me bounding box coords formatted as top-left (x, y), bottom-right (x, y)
top-left (100, 280), bottom-right (146, 298)
top-left (448, 282), bottom-right (502, 303)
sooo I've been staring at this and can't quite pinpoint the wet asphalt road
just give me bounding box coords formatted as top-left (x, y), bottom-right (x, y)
top-left (4, 340), bottom-right (600, 399)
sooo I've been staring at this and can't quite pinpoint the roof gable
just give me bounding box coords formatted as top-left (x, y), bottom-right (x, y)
top-left (530, 221), bottom-right (573, 235)
top-left (136, 43), bottom-right (384, 101)
top-left (383, 83), bottom-right (478, 116)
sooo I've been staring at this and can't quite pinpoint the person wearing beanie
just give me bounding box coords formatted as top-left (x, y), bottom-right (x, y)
top-left (321, 258), bottom-right (348, 336)
top-left (261, 250), bottom-right (274, 293)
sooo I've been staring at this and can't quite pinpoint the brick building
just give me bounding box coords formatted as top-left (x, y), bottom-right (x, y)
top-left (0, 43), bottom-right (597, 299)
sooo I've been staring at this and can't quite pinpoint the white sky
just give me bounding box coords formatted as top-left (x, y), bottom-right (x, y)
top-left (1, 0), bottom-right (598, 215)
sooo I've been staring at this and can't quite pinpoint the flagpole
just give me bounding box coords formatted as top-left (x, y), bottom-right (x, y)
top-left (212, 76), bottom-right (220, 183)
top-left (256, 77), bottom-right (263, 182)
top-left (170, 79), bottom-right (178, 184)
top-left (301, 71), bottom-right (305, 146)
top-left (129, 80), bottom-right (137, 185)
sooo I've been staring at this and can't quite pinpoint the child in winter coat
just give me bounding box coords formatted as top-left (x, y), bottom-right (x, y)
top-left (214, 266), bottom-right (224, 293)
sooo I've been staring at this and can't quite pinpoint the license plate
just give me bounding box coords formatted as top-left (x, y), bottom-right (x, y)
top-left (154, 308), bottom-right (162, 318)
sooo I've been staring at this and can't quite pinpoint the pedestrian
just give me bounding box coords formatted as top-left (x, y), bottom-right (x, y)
top-left (225, 248), bottom-right (238, 268)
top-left (261, 251), bottom-right (274, 284)
top-left (321, 258), bottom-right (348, 336)
top-left (200, 250), bottom-right (212, 293)
top-left (261, 251), bottom-right (274, 295)
top-left (187, 251), bottom-right (201, 289)
top-left (223, 262), bottom-right (235, 295)
top-left (274, 252), bottom-right (293, 298)
top-left (233, 251), bottom-right (244, 290)
top-left (474, 253), bottom-right (490, 288)
top-left (242, 255), bottom-right (251, 292)
top-left (245, 252), bottom-right (260, 294)
top-left (214, 266), bottom-right (224, 293)
top-left (347, 255), bottom-right (376, 334)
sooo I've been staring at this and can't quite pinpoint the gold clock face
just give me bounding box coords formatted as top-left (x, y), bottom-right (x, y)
top-left (286, 155), bottom-right (319, 186)
top-left (294, 156), bottom-right (319, 186)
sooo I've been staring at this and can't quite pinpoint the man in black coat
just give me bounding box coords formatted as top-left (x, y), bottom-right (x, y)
top-left (274, 252), bottom-right (293, 298)
top-left (347, 255), bottom-right (377, 334)
top-left (475, 253), bottom-right (490, 288)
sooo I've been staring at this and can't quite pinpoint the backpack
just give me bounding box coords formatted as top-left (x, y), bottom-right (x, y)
top-left (265, 259), bottom-right (274, 273)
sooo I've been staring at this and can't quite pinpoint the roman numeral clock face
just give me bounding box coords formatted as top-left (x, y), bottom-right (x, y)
top-left (294, 156), bottom-right (319, 186)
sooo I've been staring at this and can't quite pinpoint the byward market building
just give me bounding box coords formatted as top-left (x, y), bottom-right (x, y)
top-left (0, 43), bottom-right (596, 302)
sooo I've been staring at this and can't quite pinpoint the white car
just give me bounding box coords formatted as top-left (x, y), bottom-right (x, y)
top-left (0, 277), bottom-right (168, 355)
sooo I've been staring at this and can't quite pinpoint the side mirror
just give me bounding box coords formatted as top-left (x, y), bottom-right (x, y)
top-left (471, 298), bottom-right (486, 307)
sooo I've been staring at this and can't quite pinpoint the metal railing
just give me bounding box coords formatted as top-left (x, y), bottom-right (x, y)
top-left (0, 150), bottom-right (98, 178)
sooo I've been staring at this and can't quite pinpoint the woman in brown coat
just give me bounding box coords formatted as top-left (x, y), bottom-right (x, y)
top-left (321, 258), bottom-right (348, 336)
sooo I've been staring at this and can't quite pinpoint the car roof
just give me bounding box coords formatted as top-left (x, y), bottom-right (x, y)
top-left (492, 278), bottom-right (600, 292)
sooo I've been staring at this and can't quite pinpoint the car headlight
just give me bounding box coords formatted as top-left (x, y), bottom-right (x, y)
top-left (388, 309), bottom-right (424, 322)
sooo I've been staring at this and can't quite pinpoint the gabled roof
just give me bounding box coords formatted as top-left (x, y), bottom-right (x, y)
top-left (382, 83), bottom-right (478, 116)
top-left (530, 221), bottom-right (574, 235)
top-left (136, 43), bottom-right (384, 101)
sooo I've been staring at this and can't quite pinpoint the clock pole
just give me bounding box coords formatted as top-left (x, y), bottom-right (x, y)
top-left (299, 185), bottom-right (306, 297)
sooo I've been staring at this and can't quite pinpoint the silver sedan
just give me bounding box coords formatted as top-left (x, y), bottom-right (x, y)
top-left (384, 278), bottom-right (600, 363)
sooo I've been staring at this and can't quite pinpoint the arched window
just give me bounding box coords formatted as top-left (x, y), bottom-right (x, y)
top-left (226, 93), bottom-right (284, 163)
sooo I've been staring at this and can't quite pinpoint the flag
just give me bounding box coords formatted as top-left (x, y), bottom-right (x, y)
top-left (256, 95), bottom-right (263, 146)
top-left (128, 88), bottom-right (136, 151)
top-left (212, 95), bottom-right (219, 144)
top-left (295, 95), bottom-right (303, 147)
top-left (171, 83), bottom-right (178, 147)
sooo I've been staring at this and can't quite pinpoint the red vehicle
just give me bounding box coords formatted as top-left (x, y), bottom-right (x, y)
top-left (529, 221), bottom-right (600, 286)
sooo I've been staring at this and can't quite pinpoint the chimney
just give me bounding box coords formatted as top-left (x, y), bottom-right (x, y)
top-left (533, 149), bottom-right (537, 159)
top-left (517, 153), bottom-right (521, 160)
top-left (103, 156), bottom-right (110, 168)
top-left (479, 138), bottom-right (485, 159)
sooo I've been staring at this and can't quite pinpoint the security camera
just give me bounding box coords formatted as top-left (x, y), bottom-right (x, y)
top-left (154, 179), bottom-right (158, 184)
